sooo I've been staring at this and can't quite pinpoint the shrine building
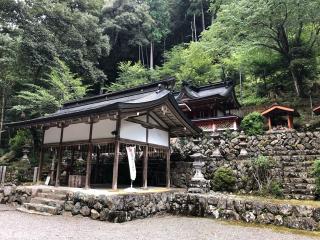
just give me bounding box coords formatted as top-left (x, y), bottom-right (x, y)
top-left (6, 80), bottom-right (200, 190)
top-left (175, 81), bottom-right (241, 132)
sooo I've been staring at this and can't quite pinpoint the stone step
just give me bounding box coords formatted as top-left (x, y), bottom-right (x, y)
top-left (16, 207), bottom-right (53, 216)
top-left (30, 197), bottom-right (65, 207)
top-left (37, 192), bottom-right (67, 201)
top-left (22, 203), bottom-right (61, 215)
top-left (37, 188), bottom-right (69, 195)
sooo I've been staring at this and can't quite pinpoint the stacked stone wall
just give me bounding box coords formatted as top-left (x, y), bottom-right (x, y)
top-left (64, 191), bottom-right (175, 223)
top-left (0, 184), bottom-right (32, 205)
top-left (1, 185), bottom-right (320, 231)
top-left (171, 130), bottom-right (320, 199)
top-left (170, 192), bottom-right (320, 231)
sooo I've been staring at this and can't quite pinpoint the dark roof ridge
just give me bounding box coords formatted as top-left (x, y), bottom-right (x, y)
top-left (188, 80), bottom-right (234, 92)
top-left (63, 77), bottom-right (176, 108)
top-left (62, 86), bottom-right (159, 110)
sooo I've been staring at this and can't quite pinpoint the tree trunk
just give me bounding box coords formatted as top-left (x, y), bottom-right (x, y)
top-left (0, 89), bottom-right (5, 145)
top-left (141, 45), bottom-right (145, 66)
top-left (150, 41), bottom-right (154, 70)
top-left (201, 0), bottom-right (205, 32)
top-left (290, 68), bottom-right (302, 97)
top-left (138, 45), bottom-right (141, 63)
top-left (190, 21), bottom-right (194, 42)
top-left (145, 46), bottom-right (149, 68)
top-left (193, 14), bottom-right (197, 41)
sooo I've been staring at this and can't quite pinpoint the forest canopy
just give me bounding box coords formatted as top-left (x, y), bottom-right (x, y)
top-left (1, 0), bottom-right (320, 143)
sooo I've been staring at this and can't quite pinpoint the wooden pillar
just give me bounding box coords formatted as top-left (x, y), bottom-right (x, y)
top-left (268, 116), bottom-right (272, 131)
top-left (143, 145), bottom-right (149, 188)
top-left (37, 149), bottom-right (44, 183)
top-left (85, 121), bottom-right (94, 189)
top-left (37, 128), bottom-right (45, 183)
top-left (166, 148), bottom-right (171, 188)
top-left (143, 113), bottom-right (149, 188)
top-left (112, 112), bottom-right (121, 190)
top-left (55, 124), bottom-right (64, 187)
top-left (287, 115), bottom-right (293, 129)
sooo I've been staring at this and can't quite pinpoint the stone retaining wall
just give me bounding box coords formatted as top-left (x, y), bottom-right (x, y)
top-left (1, 185), bottom-right (320, 231)
top-left (171, 130), bottom-right (320, 199)
top-left (170, 192), bottom-right (320, 231)
top-left (0, 185), bottom-right (32, 205)
top-left (64, 191), bottom-right (175, 223)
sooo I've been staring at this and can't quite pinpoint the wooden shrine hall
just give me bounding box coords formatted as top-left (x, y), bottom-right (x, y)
top-left (175, 81), bottom-right (241, 132)
top-left (6, 80), bottom-right (200, 190)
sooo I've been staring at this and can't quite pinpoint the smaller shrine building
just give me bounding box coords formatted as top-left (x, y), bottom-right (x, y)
top-left (175, 81), bottom-right (241, 132)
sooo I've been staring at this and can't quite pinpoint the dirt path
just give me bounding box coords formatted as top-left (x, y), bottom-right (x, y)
top-left (0, 205), bottom-right (317, 240)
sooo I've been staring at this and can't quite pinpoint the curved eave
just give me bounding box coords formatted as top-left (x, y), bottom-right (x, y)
top-left (5, 93), bottom-right (201, 137)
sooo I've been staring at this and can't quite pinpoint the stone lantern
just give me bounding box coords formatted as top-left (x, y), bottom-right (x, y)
top-left (238, 131), bottom-right (248, 158)
top-left (21, 143), bottom-right (31, 164)
top-left (188, 140), bottom-right (210, 193)
top-left (211, 132), bottom-right (222, 158)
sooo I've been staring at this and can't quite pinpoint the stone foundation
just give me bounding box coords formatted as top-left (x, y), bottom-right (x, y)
top-left (64, 191), bottom-right (175, 223)
top-left (1, 185), bottom-right (320, 231)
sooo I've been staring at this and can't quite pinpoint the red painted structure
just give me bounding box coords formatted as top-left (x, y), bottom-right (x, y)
top-left (261, 104), bottom-right (299, 130)
top-left (175, 81), bottom-right (241, 132)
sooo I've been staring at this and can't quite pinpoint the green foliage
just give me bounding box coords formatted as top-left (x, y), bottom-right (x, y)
top-left (240, 112), bottom-right (265, 136)
top-left (13, 59), bottom-right (87, 117)
top-left (312, 159), bottom-right (320, 198)
top-left (7, 160), bottom-right (33, 183)
top-left (17, 0), bottom-right (110, 87)
top-left (9, 130), bottom-right (32, 154)
top-left (107, 61), bottom-right (158, 92)
top-left (0, 148), bottom-right (6, 157)
top-left (208, 0), bottom-right (320, 96)
top-left (268, 181), bottom-right (284, 198)
top-left (251, 155), bottom-right (282, 197)
top-left (158, 43), bottom-right (222, 87)
top-left (212, 167), bottom-right (236, 192)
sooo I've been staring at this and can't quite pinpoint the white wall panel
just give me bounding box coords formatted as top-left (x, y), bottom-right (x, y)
top-left (63, 123), bottom-right (90, 142)
top-left (92, 119), bottom-right (116, 139)
top-left (44, 127), bottom-right (61, 144)
top-left (120, 119), bottom-right (146, 143)
top-left (148, 128), bottom-right (169, 147)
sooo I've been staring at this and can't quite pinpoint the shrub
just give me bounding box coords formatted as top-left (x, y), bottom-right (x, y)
top-left (240, 112), bottom-right (265, 136)
top-left (312, 159), bottom-right (320, 198)
top-left (251, 155), bottom-right (273, 191)
top-left (212, 167), bottom-right (236, 192)
top-left (9, 130), bottom-right (32, 154)
top-left (251, 155), bottom-right (283, 197)
top-left (268, 180), bottom-right (284, 198)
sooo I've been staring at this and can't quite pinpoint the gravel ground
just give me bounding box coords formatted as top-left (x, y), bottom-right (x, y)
top-left (0, 205), bottom-right (317, 240)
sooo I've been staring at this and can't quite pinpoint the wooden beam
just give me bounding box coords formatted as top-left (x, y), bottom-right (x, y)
top-left (37, 128), bottom-right (45, 182)
top-left (85, 121), bottom-right (94, 189)
top-left (55, 124), bottom-right (64, 187)
top-left (166, 148), bottom-right (171, 188)
top-left (112, 112), bottom-right (121, 190)
top-left (143, 113), bottom-right (149, 188)
top-left (126, 117), bottom-right (167, 131)
top-left (287, 115), bottom-right (294, 129)
top-left (268, 116), bottom-right (272, 131)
